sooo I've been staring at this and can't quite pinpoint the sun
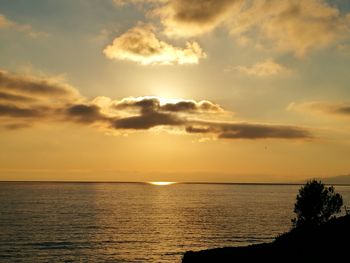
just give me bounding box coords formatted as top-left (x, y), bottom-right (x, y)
top-left (148, 182), bottom-right (177, 186)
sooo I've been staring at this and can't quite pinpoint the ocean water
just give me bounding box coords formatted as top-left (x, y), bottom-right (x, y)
top-left (1, 182), bottom-right (349, 263)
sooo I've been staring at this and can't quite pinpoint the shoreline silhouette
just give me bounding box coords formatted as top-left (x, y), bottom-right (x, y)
top-left (182, 214), bottom-right (350, 262)
top-left (183, 180), bottom-right (348, 263)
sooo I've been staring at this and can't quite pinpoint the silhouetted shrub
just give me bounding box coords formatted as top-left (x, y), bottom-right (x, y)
top-left (292, 180), bottom-right (343, 228)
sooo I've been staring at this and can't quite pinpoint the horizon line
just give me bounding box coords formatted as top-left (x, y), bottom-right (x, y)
top-left (1, 180), bottom-right (350, 186)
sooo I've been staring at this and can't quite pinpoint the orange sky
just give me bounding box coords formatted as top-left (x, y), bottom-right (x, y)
top-left (1, 0), bottom-right (350, 182)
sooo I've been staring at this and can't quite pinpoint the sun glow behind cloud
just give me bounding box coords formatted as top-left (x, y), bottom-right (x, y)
top-left (0, 69), bottom-right (313, 140)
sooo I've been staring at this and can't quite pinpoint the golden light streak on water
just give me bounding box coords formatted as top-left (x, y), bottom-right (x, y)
top-left (148, 182), bottom-right (177, 186)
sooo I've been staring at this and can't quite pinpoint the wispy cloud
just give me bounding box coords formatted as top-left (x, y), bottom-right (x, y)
top-left (151, 0), bottom-right (242, 37)
top-left (103, 24), bottom-right (206, 65)
top-left (0, 70), bottom-right (79, 100)
top-left (186, 122), bottom-right (312, 140)
top-left (0, 14), bottom-right (13, 28)
top-left (115, 0), bottom-right (350, 57)
top-left (229, 0), bottom-right (350, 57)
top-left (114, 0), bottom-right (242, 37)
top-left (288, 101), bottom-right (350, 118)
top-left (0, 13), bottom-right (47, 38)
top-left (226, 59), bottom-right (290, 77)
top-left (0, 69), bottom-right (81, 128)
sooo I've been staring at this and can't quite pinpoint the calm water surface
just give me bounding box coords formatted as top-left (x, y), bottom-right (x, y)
top-left (1, 182), bottom-right (349, 262)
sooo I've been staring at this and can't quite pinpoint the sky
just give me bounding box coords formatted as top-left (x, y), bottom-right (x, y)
top-left (1, 0), bottom-right (350, 182)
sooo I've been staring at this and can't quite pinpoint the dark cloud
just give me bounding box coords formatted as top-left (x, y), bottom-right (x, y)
top-left (111, 98), bottom-right (312, 139)
top-left (114, 98), bottom-right (160, 117)
top-left (162, 101), bottom-right (197, 112)
top-left (111, 97), bottom-right (225, 130)
top-left (186, 126), bottom-right (212, 134)
top-left (2, 123), bottom-right (32, 130)
top-left (65, 104), bottom-right (108, 123)
top-left (195, 101), bottom-right (223, 112)
top-left (153, 0), bottom-right (242, 37)
top-left (0, 104), bottom-right (44, 118)
top-left (0, 70), bottom-right (84, 128)
top-left (333, 106), bottom-right (350, 115)
top-left (0, 69), bottom-right (312, 141)
top-left (114, 0), bottom-right (239, 37)
top-left (167, 0), bottom-right (237, 24)
top-left (217, 123), bottom-right (312, 139)
top-left (133, 98), bottom-right (160, 114)
top-left (0, 71), bottom-right (110, 127)
top-left (0, 70), bottom-right (79, 99)
top-left (0, 91), bottom-right (37, 103)
top-left (113, 111), bottom-right (183, 129)
top-left (161, 100), bottom-right (222, 112)
top-left (186, 122), bottom-right (312, 139)
top-left (114, 0), bottom-right (235, 38)
top-left (114, 97), bottom-right (222, 114)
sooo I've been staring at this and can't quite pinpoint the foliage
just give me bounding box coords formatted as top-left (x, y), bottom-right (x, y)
top-left (292, 180), bottom-right (343, 228)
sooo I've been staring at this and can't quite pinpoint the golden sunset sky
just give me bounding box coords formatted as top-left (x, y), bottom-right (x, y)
top-left (1, 0), bottom-right (350, 182)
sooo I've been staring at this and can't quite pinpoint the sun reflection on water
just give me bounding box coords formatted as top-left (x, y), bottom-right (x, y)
top-left (148, 182), bottom-right (176, 186)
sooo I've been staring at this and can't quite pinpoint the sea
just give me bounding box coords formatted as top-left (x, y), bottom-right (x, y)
top-left (1, 182), bottom-right (349, 263)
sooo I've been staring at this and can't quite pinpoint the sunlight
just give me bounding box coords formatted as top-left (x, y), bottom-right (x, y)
top-left (148, 181), bottom-right (177, 186)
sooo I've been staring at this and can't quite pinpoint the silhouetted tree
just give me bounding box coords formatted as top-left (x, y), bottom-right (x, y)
top-left (292, 180), bottom-right (343, 228)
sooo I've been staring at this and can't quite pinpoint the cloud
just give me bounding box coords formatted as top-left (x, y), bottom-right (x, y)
top-left (0, 91), bottom-right (37, 103)
top-left (113, 96), bottom-right (223, 114)
top-left (103, 24), bottom-right (206, 65)
top-left (0, 69), bottom-right (312, 140)
top-left (230, 0), bottom-right (350, 57)
top-left (0, 13), bottom-right (46, 38)
top-left (116, 0), bottom-right (350, 56)
top-left (65, 104), bottom-right (109, 124)
top-left (217, 123), bottom-right (311, 139)
top-left (0, 70), bottom-right (79, 101)
top-left (113, 0), bottom-right (159, 5)
top-left (0, 14), bottom-right (14, 28)
top-left (0, 70), bottom-right (81, 128)
top-left (152, 0), bottom-right (242, 37)
top-left (185, 126), bottom-right (211, 134)
top-left (114, 0), bottom-right (242, 37)
top-left (112, 111), bottom-right (183, 129)
top-left (111, 96), bottom-right (222, 130)
top-left (0, 104), bottom-right (45, 118)
top-left (228, 59), bottom-right (290, 77)
top-left (185, 122), bottom-right (312, 139)
top-left (109, 97), bottom-right (312, 139)
top-left (288, 101), bottom-right (350, 118)
top-left (337, 43), bottom-right (350, 54)
top-left (110, 96), bottom-right (221, 130)
top-left (89, 96), bottom-right (312, 140)
top-left (2, 123), bottom-right (31, 130)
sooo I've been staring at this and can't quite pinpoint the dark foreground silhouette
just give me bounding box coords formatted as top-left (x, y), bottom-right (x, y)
top-left (182, 215), bottom-right (350, 262)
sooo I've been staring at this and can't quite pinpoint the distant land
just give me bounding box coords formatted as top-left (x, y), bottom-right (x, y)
top-left (305, 174), bottom-right (350, 185)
